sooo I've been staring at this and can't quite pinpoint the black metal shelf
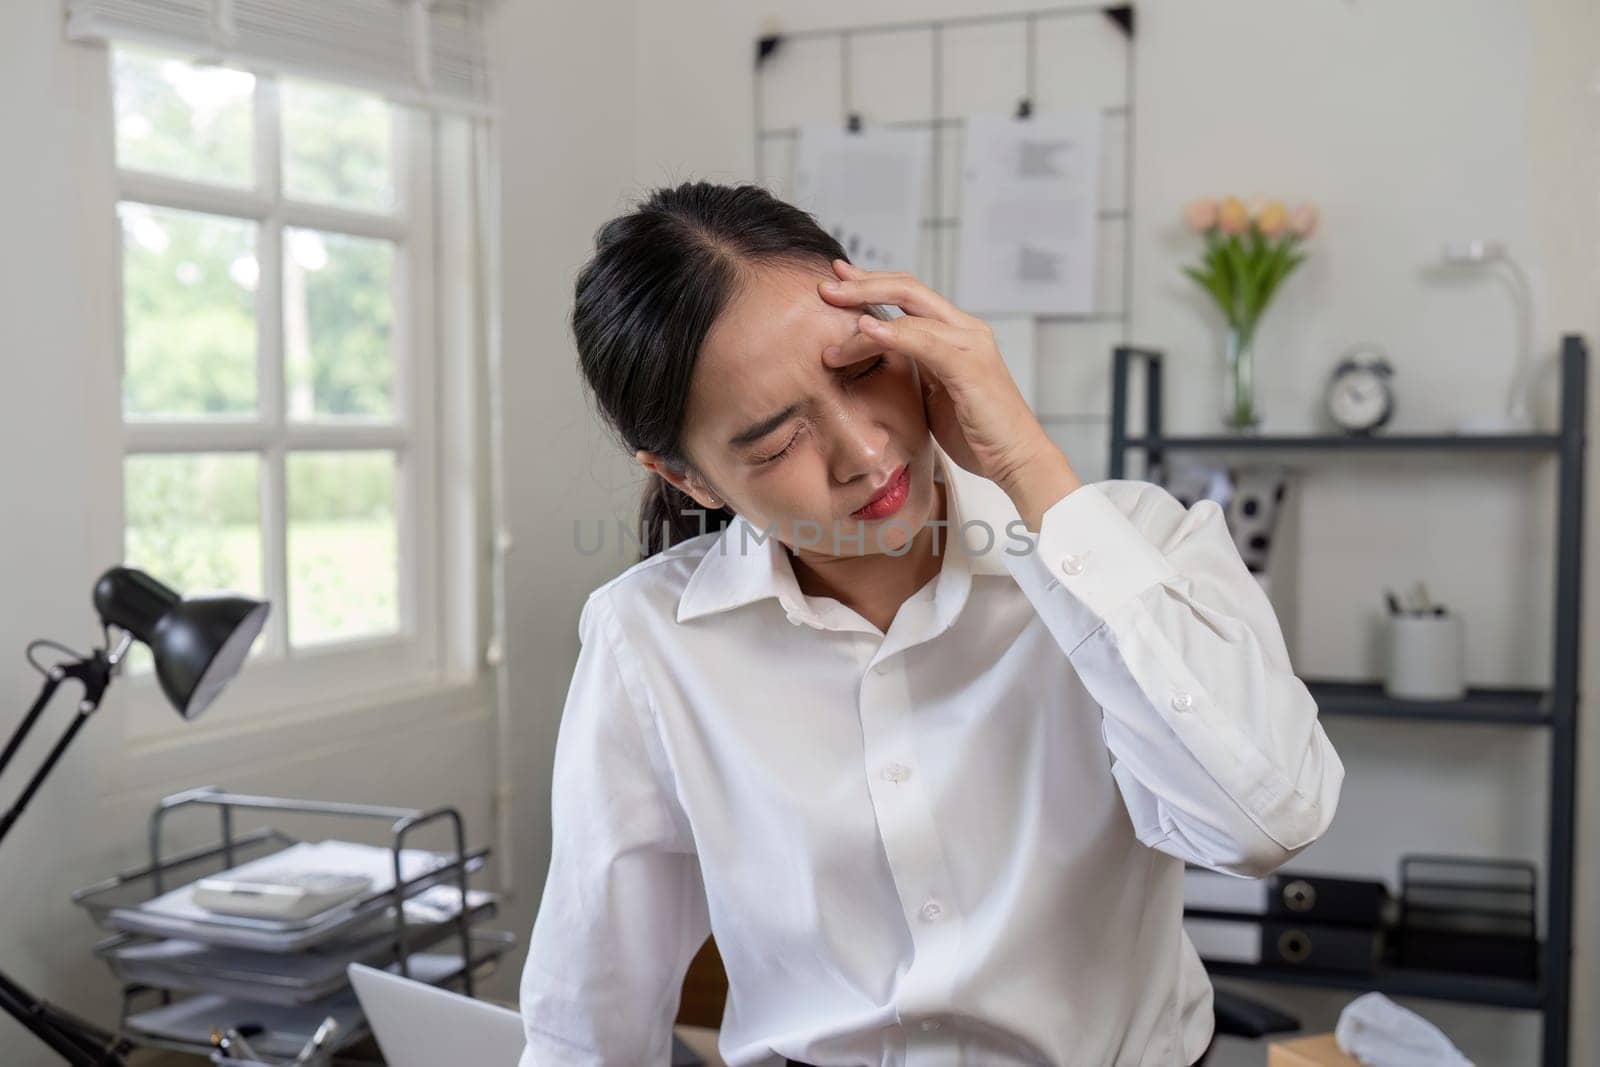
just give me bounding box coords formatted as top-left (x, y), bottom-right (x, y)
top-left (1106, 337), bottom-right (1588, 1065)
top-left (1307, 679), bottom-right (1552, 727)
top-left (1205, 959), bottom-right (1544, 1010)
top-left (1121, 433), bottom-right (1561, 453)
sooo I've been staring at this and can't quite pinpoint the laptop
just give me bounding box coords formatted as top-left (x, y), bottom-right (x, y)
top-left (348, 963), bottom-right (525, 1066)
top-left (347, 963), bottom-right (706, 1066)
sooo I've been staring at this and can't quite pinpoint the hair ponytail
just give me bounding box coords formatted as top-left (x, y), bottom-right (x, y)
top-left (639, 470), bottom-right (733, 561)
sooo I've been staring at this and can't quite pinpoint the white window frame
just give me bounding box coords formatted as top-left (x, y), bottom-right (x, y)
top-left (108, 48), bottom-right (462, 743)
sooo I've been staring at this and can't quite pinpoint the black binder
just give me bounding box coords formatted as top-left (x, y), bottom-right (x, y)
top-left (1262, 920), bottom-right (1383, 973)
top-left (1184, 914), bottom-right (1383, 974)
top-left (1266, 873), bottom-right (1388, 926)
top-left (1184, 867), bottom-right (1389, 928)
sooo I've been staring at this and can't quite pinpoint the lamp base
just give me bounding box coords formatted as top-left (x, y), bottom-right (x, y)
top-left (0, 966), bottom-right (129, 1065)
top-left (1455, 410), bottom-right (1533, 435)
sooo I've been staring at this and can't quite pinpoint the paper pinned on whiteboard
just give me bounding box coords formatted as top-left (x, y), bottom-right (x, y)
top-left (793, 125), bottom-right (931, 275)
top-left (956, 111), bottom-right (1102, 315)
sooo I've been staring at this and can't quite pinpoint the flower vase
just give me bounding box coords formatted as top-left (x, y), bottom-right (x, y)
top-left (1222, 326), bottom-right (1262, 433)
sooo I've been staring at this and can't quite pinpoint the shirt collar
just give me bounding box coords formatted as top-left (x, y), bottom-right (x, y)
top-left (675, 437), bottom-right (1019, 626)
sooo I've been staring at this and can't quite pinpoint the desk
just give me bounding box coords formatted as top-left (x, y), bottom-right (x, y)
top-left (128, 1026), bottom-right (726, 1065)
top-left (675, 1024), bottom-right (726, 1065)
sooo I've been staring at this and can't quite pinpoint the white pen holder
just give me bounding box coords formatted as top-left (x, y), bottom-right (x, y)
top-left (1385, 612), bottom-right (1466, 701)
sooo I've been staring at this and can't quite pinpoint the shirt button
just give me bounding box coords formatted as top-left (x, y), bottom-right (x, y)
top-left (881, 762), bottom-right (911, 784)
top-left (919, 899), bottom-right (944, 923)
top-left (920, 1019), bottom-right (942, 1032)
top-left (1171, 690), bottom-right (1194, 712)
top-left (1061, 552), bottom-right (1086, 576)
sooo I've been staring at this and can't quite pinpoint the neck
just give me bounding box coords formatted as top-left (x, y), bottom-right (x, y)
top-left (787, 477), bottom-right (949, 633)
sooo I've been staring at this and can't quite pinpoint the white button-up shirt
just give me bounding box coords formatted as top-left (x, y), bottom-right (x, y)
top-left (519, 440), bottom-right (1343, 1067)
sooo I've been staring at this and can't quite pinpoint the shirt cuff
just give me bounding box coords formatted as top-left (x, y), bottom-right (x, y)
top-left (1002, 481), bottom-right (1180, 653)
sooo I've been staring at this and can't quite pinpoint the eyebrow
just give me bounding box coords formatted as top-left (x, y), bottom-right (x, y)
top-left (727, 302), bottom-right (877, 450)
top-left (727, 402), bottom-right (805, 449)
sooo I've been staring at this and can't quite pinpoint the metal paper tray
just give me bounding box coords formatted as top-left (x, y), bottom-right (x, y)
top-left (120, 933), bottom-right (515, 1061)
top-left (97, 895), bottom-right (502, 1005)
top-left (73, 828), bottom-right (488, 953)
top-left (122, 987), bottom-right (368, 1062)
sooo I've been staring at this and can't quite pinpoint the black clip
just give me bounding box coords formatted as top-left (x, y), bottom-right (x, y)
top-left (755, 35), bottom-right (782, 69)
top-left (846, 112), bottom-right (862, 133)
top-left (1015, 98), bottom-right (1032, 120)
top-left (1104, 4), bottom-right (1135, 39)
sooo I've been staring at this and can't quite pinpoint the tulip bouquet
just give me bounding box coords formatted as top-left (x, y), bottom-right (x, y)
top-left (1180, 196), bottom-right (1318, 431)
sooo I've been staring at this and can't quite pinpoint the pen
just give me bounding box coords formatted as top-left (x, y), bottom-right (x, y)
top-left (226, 1027), bottom-right (264, 1062)
top-left (209, 1026), bottom-right (233, 1059)
top-left (1413, 580), bottom-right (1433, 613)
top-left (294, 1015), bottom-right (339, 1064)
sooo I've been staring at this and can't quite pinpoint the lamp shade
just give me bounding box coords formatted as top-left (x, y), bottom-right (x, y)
top-left (92, 567), bottom-right (269, 719)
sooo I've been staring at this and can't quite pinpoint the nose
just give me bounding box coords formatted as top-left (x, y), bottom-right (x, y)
top-left (822, 395), bottom-right (892, 489)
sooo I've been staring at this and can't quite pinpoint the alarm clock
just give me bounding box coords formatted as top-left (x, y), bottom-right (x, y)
top-left (1326, 343), bottom-right (1396, 434)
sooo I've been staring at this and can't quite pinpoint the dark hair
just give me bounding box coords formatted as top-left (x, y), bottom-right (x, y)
top-left (571, 181), bottom-right (854, 561)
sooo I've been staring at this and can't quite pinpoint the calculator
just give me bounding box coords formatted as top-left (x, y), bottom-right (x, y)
top-left (192, 870), bottom-right (374, 921)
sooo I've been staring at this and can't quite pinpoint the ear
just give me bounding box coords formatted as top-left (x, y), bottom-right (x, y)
top-left (636, 449), bottom-right (725, 511)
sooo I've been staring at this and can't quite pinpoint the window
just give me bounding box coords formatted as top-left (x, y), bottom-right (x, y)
top-left (111, 43), bottom-right (464, 728)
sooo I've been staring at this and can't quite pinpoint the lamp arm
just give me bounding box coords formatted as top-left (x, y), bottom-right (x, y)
top-left (0, 649), bottom-right (112, 850)
top-left (0, 971), bottom-right (125, 1066)
top-left (0, 671), bottom-right (65, 786)
top-left (0, 645), bottom-right (130, 1066)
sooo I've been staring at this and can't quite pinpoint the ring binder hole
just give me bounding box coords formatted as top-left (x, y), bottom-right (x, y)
top-left (1278, 930), bottom-right (1311, 963)
top-left (1282, 879), bottom-right (1316, 912)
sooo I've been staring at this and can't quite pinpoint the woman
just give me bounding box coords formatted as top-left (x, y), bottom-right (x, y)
top-left (518, 181), bottom-right (1343, 1067)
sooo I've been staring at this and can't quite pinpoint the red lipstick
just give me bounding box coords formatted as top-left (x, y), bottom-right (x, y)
top-left (851, 464), bottom-right (910, 520)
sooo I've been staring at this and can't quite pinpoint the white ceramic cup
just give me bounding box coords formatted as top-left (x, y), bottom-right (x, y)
top-left (1385, 612), bottom-right (1466, 701)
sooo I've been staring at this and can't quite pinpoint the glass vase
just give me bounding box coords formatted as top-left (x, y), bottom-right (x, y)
top-left (1222, 326), bottom-right (1262, 433)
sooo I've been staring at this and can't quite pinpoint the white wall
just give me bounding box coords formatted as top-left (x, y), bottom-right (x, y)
top-left (488, 0), bottom-right (645, 1004)
top-left (620, 0), bottom-right (1600, 1063)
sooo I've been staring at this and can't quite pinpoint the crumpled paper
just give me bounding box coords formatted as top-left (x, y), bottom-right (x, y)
top-left (1334, 992), bottom-right (1472, 1066)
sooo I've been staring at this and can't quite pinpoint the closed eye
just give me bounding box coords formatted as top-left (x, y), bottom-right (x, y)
top-left (754, 359), bottom-right (887, 466)
top-left (852, 355), bottom-right (888, 382)
top-left (756, 425), bottom-right (804, 465)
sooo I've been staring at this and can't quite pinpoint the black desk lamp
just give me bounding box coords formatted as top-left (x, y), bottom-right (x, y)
top-left (0, 566), bottom-right (268, 1065)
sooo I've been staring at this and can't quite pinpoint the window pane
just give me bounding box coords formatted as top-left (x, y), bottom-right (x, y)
top-left (284, 229), bottom-right (395, 421)
top-left (122, 204), bottom-right (258, 419)
top-left (124, 453), bottom-right (264, 673)
top-left (287, 451), bottom-right (399, 646)
top-left (282, 80), bottom-right (395, 212)
top-left (113, 46), bottom-right (254, 187)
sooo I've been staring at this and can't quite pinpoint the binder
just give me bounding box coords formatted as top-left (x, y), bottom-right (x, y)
top-left (1184, 915), bottom-right (1382, 974)
top-left (1184, 868), bottom-right (1389, 927)
top-left (1269, 875), bottom-right (1387, 926)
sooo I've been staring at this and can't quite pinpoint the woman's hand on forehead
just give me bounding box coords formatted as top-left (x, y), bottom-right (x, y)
top-left (815, 258), bottom-right (1065, 495)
